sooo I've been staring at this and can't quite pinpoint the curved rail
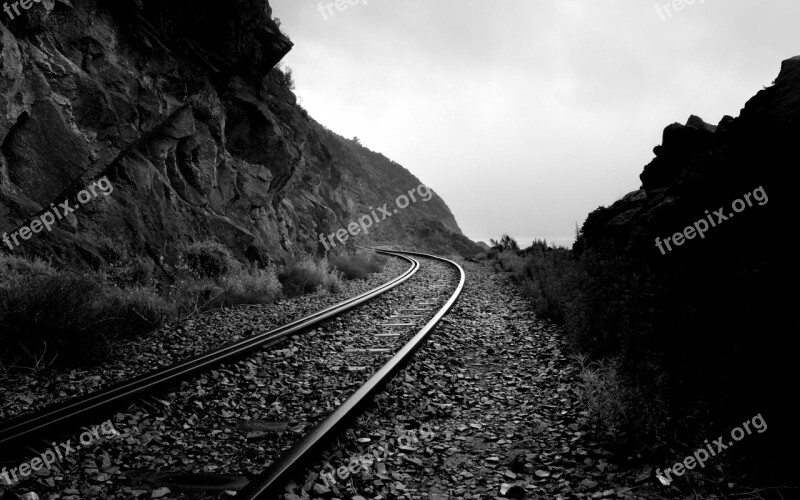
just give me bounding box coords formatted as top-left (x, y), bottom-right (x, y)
top-left (238, 249), bottom-right (466, 500)
top-left (0, 253), bottom-right (420, 454)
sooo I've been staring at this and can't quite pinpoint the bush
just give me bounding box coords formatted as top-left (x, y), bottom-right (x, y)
top-left (575, 355), bottom-right (668, 451)
top-left (167, 266), bottom-right (283, 316)
top-left (575, 355), bottom-right (630, 438)
top-left (0, 254), bottom-right (55, 284)
top-left (489, 234), bottom-right (520, 253)
top-left (492, 240), bottom-right (582, 327)
top-left (322, 265), bottom-right (343, 294)
top-left (494, 251), bottom-right (525, 275)
top-left (329, 253), bottom-right (385, 280)
top-left (279, 259), bottom-right (342, 297)
top-left (105, 257), bottom-right (155, 288)
top-left (183, 241), bottom-right (238, 278)
top-left (219, 266), bottom-right (283, 306)
top-left (273, 64), bottom-right (296, 91)
top-left (0, 250), bottom-right (286, 370)
top-left (167, 279), bottom-right (226, 317)
top-left (102, 286), bottom-right (168, 339)
top-left (489, 237), bottom-right (712, 456)
top-left (0, 271), bottom-right (168, 368)
top-left (0, 248), bottom-right (347, 370)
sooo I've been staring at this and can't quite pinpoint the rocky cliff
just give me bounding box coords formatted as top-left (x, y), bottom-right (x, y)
top-left (578, 56), bottom-right (800, 255)
top-left (0, 0), bottom-right (476, 271)
top-left (573, 56), bottom-right (800, 478)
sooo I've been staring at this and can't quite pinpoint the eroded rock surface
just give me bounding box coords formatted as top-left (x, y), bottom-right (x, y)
top-left (0, 0), bottom-right (475, 269)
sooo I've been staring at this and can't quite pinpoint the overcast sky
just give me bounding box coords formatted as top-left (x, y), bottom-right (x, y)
top-left (270, 0), bottom-right (799, 247)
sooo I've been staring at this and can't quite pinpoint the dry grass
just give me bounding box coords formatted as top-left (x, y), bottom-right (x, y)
top-left (0, 256), bottom-right (168, 369)
top-left (278, 258), bottom-right (342, 297)
top-left (329, 253), bottom-right (386, 280)
top-left (0, 245), bottom-right (285, 370)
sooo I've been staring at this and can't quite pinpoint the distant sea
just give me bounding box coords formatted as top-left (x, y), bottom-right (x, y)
top-left (466, 234), bottom-right (575, 249)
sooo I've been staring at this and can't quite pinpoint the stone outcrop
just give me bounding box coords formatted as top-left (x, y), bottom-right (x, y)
top-left (0, 0), bottom-right (476, 269)
top-left (579, 56), bottom-right (799, 256)
top-left (574, 56), bottom-right (800, 475)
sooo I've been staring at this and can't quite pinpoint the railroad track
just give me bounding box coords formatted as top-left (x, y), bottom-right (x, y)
top-left (238, 250), bottom-right (465, 499)
top-left (0, 251), bottom-right (417, 456)
top-left (0, 250), bottom-right (464, 499)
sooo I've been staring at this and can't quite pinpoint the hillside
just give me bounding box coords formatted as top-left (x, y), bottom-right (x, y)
top-left (573, 56), bottom-right (800, 481)
top-left (487, 55), bottom-right (799, 492)
top-left (0, 0), bottom-right (478, 271)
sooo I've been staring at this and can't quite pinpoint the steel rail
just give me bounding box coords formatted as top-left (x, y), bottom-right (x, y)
top-left (0, 253), bottom-right (420, 454)
top-left (237, 249), bottom-right (466, 500)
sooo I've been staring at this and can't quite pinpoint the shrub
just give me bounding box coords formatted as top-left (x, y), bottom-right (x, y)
top-left (105, 257), bottom-right (155, 288)
top-left (183, 241), bottom-right (238, 278)
top-left (489, 234), bottom-right (520, 253)
top-left (0, 271), bottom-right (168, 368)
top-left (277, 266), bottom-right (317, 297)
top-left (322, 265), bottom-right (343, 294)
top-left (102, 286), bottom-right (168, 339)
top-left (167, 267), bottom-right (283, 317)
top-left (575, 355), bottom-right (630, 438)
top-left (494, 251), bottom-right (525, 275)
top-left (167, 279), bottom-right (226, 317)
top-left (218, 266), bottom-right (283, 306)
top-left (273, 64), bottom-right (296, 91)
top-left (575, 355), bottom-right (668, 453)
top-left (329, 253), bottom-right (385, 280)
top-left (279, 259), bottom-right (342, 297)
top-left (0, 254), bottom-right (55, 285)
top-left (0, 247), bottom-right (348, 370)
top-left (491, 239), bottom-right (583, 327)
top-left (0, 250), bottom-right (285, 370)
top-left (489, 238), bottom-right (683, 454)
top-left (0, 273), bottom-right (99, 366)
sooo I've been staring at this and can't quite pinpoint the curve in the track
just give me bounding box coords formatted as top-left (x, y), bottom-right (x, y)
top-left (238, 249), bottom-right (466, 500)
top-left (0, 252), bottom-right (420, 455)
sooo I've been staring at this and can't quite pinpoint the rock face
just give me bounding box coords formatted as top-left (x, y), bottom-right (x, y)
top-left (575, 56), bottom-right (800, 477)
top-left (579, 57), bottom-right (800, 256)
top-left (0, 0), bottom-right (476, 268)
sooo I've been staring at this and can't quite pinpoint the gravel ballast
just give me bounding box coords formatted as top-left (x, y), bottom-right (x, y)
top-left (2, 257), bottom-right (728, 500)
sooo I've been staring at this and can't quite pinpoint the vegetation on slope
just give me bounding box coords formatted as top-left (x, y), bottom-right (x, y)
top-left (489, 199), bottom-right (793, 487)
top-left (0, 245), bottom-right (393, 370)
